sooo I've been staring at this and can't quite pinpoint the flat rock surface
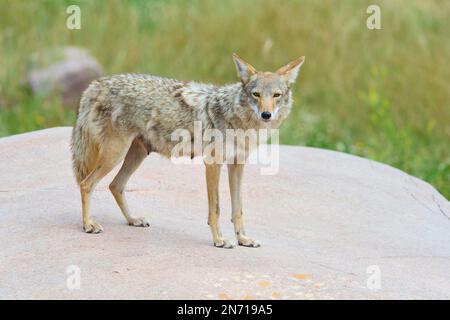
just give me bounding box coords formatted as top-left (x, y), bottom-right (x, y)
top-left (0, 127), bottom-right (449, 299)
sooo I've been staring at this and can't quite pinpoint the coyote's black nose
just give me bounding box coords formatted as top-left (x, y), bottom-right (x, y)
top-left (261, 112), bottom-right (272, 120)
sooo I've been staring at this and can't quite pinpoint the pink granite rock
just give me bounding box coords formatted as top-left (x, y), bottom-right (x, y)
top-left (0, 127), bottom-right (449, 299)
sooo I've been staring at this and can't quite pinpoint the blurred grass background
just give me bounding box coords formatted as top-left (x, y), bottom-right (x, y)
top-left (0, 0), bottom-right (449, 198)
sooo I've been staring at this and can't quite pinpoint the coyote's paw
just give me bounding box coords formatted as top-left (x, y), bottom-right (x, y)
top-left (238, 237), bottom-right (261, 248)
top-left (214, 238), bottom-right (235, 249)
top-left (128, 217), bottom-right (150, 227)
top-left (83, 221), bottom-right (103, 234)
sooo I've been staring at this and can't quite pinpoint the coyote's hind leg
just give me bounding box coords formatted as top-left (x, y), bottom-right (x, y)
top-left (81, 154), bottom-right (123, 233)
top-left (80, 136), bottom-right (132, 234)
top-left (110, 137), bottom-right (150, 227)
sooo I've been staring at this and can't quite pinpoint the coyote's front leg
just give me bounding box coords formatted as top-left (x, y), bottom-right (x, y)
top-left (205, 163), bottom-right (234, 249)
top-left (228, 164), bottom-right (260, 248)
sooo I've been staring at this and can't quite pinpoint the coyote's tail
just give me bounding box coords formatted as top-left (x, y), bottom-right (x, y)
top-left (71, 101), bottom-right (100, 185)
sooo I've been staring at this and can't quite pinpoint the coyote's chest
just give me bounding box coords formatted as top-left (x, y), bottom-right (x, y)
top-left (156, 118), bottom-right (271, 164)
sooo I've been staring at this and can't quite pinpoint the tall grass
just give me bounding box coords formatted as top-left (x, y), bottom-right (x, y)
top-left (0, 0), bottom-right (449, 198)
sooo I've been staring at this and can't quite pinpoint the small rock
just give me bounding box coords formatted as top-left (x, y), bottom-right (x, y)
top-left (26, 47), bottom-right (103, 109)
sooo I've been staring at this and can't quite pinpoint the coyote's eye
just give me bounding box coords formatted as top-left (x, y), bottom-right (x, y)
top-left (252, 92), bottom-right (260, 98)
top-left (273, 93), bottom-right (281, 98)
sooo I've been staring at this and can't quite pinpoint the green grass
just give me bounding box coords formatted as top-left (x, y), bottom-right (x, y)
top-left (0, 0), bottom-right (449, 198)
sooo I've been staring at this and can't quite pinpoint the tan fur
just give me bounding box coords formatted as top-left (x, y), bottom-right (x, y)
top-left (71, 54), bottom-right (304, 247)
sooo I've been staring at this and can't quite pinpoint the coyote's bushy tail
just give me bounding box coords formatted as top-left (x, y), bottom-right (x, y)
top-left (71, 99), bottom-right (100, 185)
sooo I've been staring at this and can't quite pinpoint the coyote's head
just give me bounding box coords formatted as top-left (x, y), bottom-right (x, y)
top-left (232, 53), bottom-right (305, 122)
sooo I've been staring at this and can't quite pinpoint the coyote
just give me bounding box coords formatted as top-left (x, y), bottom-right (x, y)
top-left (71, 54), bottom-right (305, 248)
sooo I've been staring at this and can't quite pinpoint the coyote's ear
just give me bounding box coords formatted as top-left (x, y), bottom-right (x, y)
top-left (276, 56), bottom-right (305, 86)
top-left (232, 53), bottom-right (257, 84)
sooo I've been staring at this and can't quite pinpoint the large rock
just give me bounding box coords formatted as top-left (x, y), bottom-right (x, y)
top-left (26, 47), bottom-right (103, 109)
top-left (0, 127), bottom-right (449, 299)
